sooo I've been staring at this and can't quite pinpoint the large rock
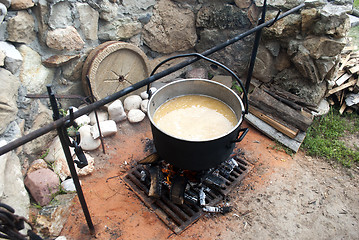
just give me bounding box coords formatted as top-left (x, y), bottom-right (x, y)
top-left (0, 68), bottom-right (20, 134)
top-left (9, 0), bottom-right (34, 10)
top-left (195, 29), bottom-right (254, 76)
top-left (98, 0), bottom-right (120, 22)
top-left (98, 17), bottom-right (142, 41)
top-left (42, 55), bottom-right (80, 68)
top-left (143, 0), bottom-right (197, 53)
top-left (61, 55), bottom-right (86, 81)
top-left (24, 168), bottom-right (60, 206)
top-left (0, 41), bottom-right (23, 74)
top-left (46, 26), bottom-right (85, 51)
top-left (263, 10), bottom-right (301, 39)
top-left (196, 3), bottom-right (251, 29)
top-left (27, 159), bottom-right (48, 175)
top-left (312, 3), bottom-right (351, 37)
top-left (301, 8), bottom-right (319, 33)
top-left (48, 1), bottom-right (72, 30)
top-left (33, 0), bottom-right (50, 43)
top-left (234, 0), bottom-right (252, 9)
top-left (19, 45), bottom-right (55, 94)
top-left (77, 2), bottom-right (99, 40)
top-left (35, 194), bottom-right (75, 238)
top-left (303, 36), bottom-right (346, 59)
top-left (0, 140), bottom-right (30, 220)
top-left (122, 0), bottom-right (156, 13)
top-left (6, 10), bottom-right (36, 43)
top-left (253, 45), bottom-right (277, 83)
top-left (23, 102), bottom-right (57, 156)
top-left (273, 68), bottom-right (327, 105)
top-left (292, 45), bottom-right (320, 83)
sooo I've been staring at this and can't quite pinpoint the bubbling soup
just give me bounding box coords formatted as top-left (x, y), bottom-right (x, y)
top-left (153, 95), bottom-right (238, 141)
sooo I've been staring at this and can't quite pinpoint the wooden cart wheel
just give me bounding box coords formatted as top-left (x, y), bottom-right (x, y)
top-left (82, 41), bottom-right (150, 102)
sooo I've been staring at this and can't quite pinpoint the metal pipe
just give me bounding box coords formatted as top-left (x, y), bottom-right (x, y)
top-left (0, 3), bottom-right (305, 156)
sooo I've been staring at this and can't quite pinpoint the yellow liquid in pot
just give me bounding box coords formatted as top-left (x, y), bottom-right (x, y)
top-left (153, 95), bottom-right (237, 141)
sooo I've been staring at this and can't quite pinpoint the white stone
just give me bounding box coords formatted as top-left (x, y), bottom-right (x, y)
top-left (53, 151), bottom-right (94, 181)
top-left (124, 95), bottom-right (142, 111)
top-left (78, 125), bottom-right (101, 151)
top-left (89, 110), bottom-right (108, 125)
top-left (108, 100), bottom-right (127, 122)
top-left (18, 45), bottom-right (55, 94)
top-left (91, 120), bottom-right (117, 139)
top-left (0, 140), bottom-right (30, 220)
top-left (128, 109), bottom-right (146, 123)
top-left (312, 99), bottom-right (330, 116)
top-left (67, 107), bottom-right (91, 127)
top-left (55, 236), bottom-right (67, 240)
top-left (44, 136), bottom-right (75, 163)
top-left (61, 178), bottom-right (78, 192)
top-left (0, 41), bottom-right (23, 74)
top-left (149, 87), bottom-right (157, 94)
top-left (141, 99), bottom-right (149, 113)
top-left (140, 91), bottom-right (149, 100)
top-left (74, 153), bottom-right (95, 176)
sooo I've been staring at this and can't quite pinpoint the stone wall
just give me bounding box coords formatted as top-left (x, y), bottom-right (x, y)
top-left (0, 0), bottom-right (354, 158)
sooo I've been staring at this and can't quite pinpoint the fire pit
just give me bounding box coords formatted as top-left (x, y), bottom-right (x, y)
top-left (123, 150), bottom-right (252, 234)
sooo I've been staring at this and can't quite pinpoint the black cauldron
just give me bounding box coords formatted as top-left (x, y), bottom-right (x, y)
top-left (148, 79), bottom-right (248, 171)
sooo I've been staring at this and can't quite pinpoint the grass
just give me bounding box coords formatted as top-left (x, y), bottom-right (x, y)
top-left (302, 108), bottom-right (359, 167)
top-left (354, 0), bottom-right (359, 8)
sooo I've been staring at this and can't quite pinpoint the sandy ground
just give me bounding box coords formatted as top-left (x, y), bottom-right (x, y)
top-left (60, 119), bottom-right (359, 240)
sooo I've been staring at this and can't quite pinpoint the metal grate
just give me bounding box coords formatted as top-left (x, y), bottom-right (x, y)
top-left (123, 156), bottom-right (252, 234)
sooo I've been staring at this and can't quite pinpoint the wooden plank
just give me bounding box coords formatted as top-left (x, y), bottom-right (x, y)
top-left (326, 78), bottom-right (357, 96)
top-left (348, 65), bottom-right (359, 74)
top-left (335, 73), bottom-right (352, 86)
top-left (249, 88), bottom-right (313, 131)
top-left (339, 102), bottom-right (347, 115)
top-left (245, 113), bottom-right (306, 152)
top-left (249, 106), bottom-right (299, 139)
top-left (339, 54), bottom-right (351, 71)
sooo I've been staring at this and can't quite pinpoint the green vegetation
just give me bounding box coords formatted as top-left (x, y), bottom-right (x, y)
top-left (302, 108), bottom-right (359, 167)
top-left (354, 0), bottom-right (359, 8)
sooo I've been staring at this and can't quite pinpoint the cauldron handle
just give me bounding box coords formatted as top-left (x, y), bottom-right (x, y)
top-left (232, 128), bottom-right (249, 143)
top-left (146, 53), bottom-right (248, 115)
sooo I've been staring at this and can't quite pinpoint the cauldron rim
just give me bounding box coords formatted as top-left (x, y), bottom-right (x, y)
top-left (147, 78), bottom-right (245, 142)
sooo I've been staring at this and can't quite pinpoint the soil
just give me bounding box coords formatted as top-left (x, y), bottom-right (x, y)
top-left (60, 119), bottom-right (359, 240)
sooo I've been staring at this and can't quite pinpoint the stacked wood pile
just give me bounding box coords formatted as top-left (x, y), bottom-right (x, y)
top-left (326, 45), bottom-right (359, 114)
top-left (246, 85), bottom-right (314, 152)
top-left (245, 42), bottom-right (359, 152)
